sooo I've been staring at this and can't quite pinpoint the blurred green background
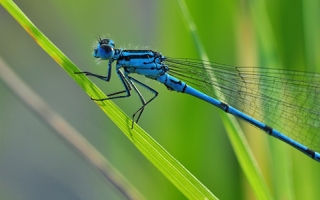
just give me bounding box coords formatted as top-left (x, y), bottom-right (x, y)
top-left (0, 0), bottom-right (319, 199)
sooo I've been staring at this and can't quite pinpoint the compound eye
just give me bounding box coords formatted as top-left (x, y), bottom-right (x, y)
top-left (98, 44), bottom-right (114, 60)
top-left (100, 44), bottom-right (112, 52)
top-left (94, 38), bottom-right (116, 59)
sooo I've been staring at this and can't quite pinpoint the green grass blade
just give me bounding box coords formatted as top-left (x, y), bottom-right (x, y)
top-left (0, 56), bottom-right (146, 200)
top-left (1, 0), bottom-right (217, 199)
top-left (177, 1), bottom-right (273, 200)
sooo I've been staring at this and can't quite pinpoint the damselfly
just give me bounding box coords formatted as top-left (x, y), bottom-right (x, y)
top-left (75, 38), bottom-right (320, 162)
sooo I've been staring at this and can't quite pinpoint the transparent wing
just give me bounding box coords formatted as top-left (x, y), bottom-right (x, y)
top-left (165, 57), bottom-right (320, 151)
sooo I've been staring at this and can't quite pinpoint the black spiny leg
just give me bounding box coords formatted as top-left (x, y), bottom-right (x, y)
top-left (75, 58), bottom-right (134, 101)
top-left (75, 67), bottom-right (158, 128)
top-left (74, 71), bottom-right (107, 80)
top-left (75, 58), bottom-right (113, 81)
top-left (91, 69), bottom-right (132, 101)
top-left (127, 76), bottom-right (158, 128)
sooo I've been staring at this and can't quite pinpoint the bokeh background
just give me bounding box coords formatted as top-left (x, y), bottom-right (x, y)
top-left (1, 0), bottom-right (320, 199)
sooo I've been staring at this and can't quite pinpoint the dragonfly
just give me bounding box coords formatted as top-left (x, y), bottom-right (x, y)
top-left (75, 37), bottom-right (320, 162)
